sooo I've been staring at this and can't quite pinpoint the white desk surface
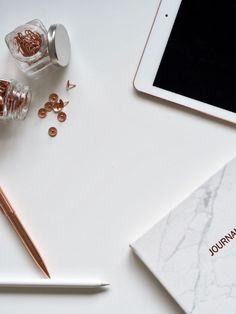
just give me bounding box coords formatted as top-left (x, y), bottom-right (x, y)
top-left (0, 1), bottom-right (236, 313)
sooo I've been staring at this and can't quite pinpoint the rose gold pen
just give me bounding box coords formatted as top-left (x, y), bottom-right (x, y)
top-left (0, 187), bottom-right (50, 278)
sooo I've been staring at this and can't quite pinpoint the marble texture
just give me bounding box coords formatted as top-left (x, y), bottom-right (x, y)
top-left (131, 157), bottom-right (236, 314)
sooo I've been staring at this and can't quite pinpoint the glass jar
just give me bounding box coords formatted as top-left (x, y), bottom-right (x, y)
top-left (0, 79), bottom-right (31, 120)
top-left (5, 19), bottom-right (71, 76)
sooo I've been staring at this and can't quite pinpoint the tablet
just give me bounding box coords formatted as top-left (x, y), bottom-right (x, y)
top-left (134, 0), bottom-right (236, 123)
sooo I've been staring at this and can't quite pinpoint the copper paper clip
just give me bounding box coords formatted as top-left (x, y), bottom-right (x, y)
top-left (0, 187), bottom-right (50, 278)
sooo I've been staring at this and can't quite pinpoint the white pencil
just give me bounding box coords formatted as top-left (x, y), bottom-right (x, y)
top-left (0, 279), bottom-right (110, 289)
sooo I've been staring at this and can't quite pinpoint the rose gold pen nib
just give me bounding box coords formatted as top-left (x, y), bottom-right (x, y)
top-left (39, 263), bottom-right (50, 278)
top-left (34, 254), bottom-right (50, 278)
top-left (0, 187), bottom-right (50, 278)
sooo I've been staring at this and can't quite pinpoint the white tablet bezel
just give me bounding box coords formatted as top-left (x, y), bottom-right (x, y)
top-left (134, 0), bottom-right (236, 124)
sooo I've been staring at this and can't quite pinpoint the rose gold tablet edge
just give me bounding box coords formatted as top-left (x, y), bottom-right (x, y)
top-left (133, 0), bottom-right (163, 90)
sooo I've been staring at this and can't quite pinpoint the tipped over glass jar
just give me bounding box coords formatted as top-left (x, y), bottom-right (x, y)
top-left (5, 19), bottom-right (71, 76)
top-left (0, 79), bottom-right (31, 120)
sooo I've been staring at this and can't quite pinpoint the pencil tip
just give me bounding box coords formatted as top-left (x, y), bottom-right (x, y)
top-left (101, 283), bottom-right (110, 287)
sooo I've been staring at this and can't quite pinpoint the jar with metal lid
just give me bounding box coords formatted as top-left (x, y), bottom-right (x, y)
top-left (5, 19), bottom-right (71, 76)
top-left (0, 79), bottom-right (31, 120)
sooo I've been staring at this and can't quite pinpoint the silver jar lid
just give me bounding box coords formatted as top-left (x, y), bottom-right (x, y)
top-left (47, 24), bottom-right (71, 67)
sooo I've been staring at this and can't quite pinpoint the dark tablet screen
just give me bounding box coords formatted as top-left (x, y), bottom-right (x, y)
top-left (153, 0), bottom-right (236, 112)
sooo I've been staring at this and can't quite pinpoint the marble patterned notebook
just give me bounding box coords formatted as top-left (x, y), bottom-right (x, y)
top-left (131, 158), bottom-right (236, 314)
